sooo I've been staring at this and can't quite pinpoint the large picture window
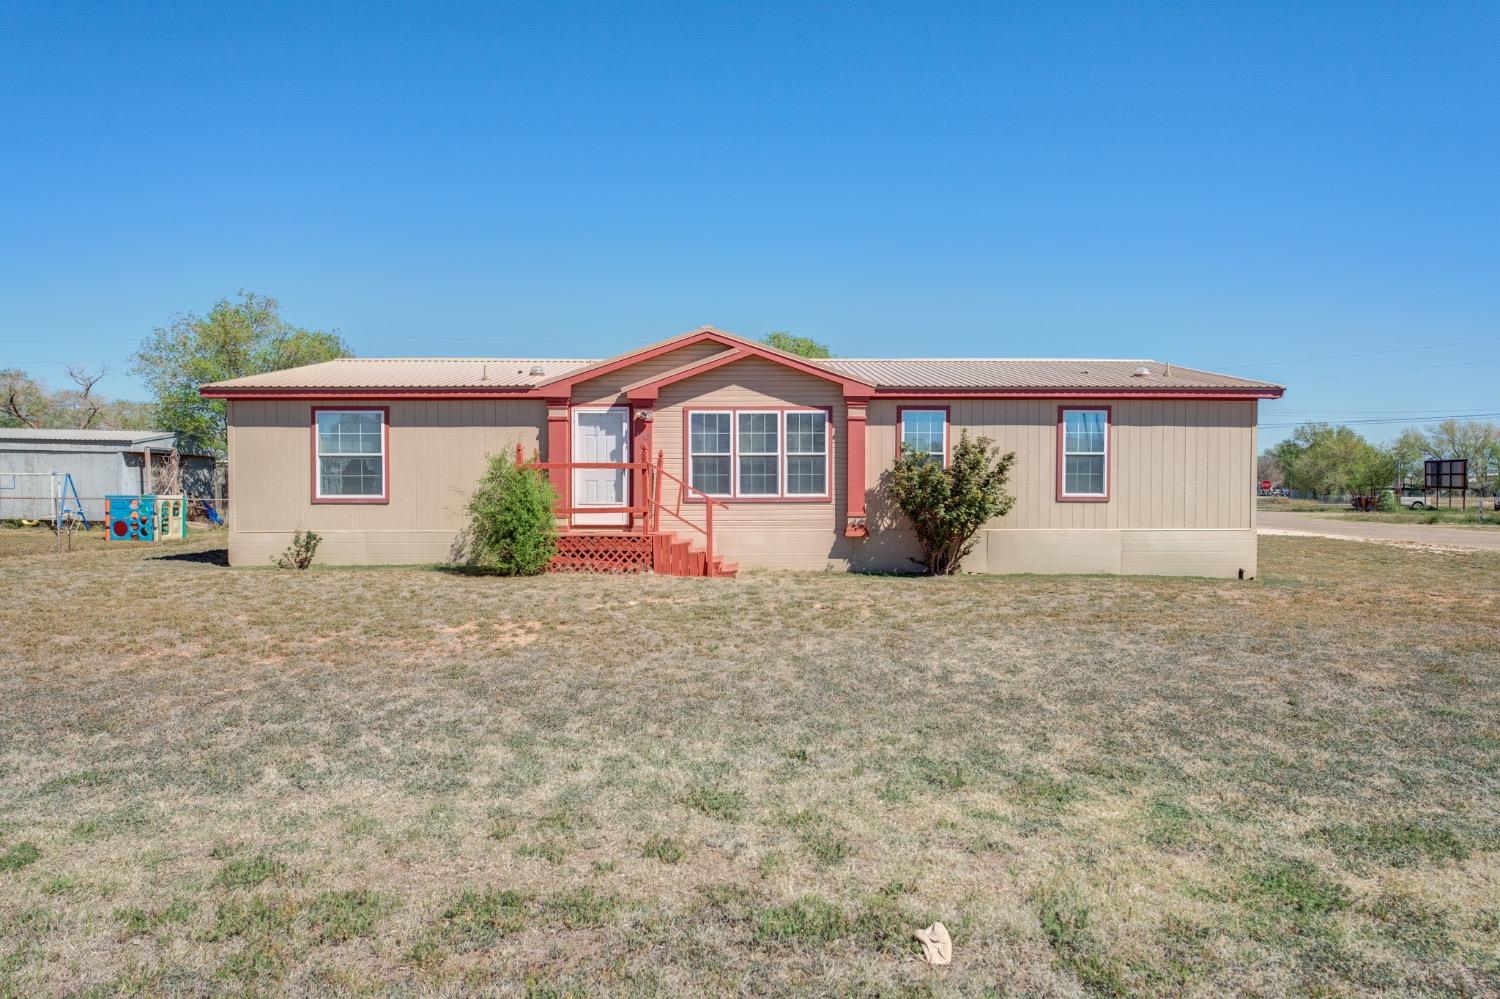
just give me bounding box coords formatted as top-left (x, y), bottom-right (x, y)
top-left (899, 408), bottom-right (947, 465)
top-left (1059, 408), bottom-right (1108, 500)
top-left (686, 408), bottom-right (829, 500)
top-left (314, 409), bottom-right (388, 501)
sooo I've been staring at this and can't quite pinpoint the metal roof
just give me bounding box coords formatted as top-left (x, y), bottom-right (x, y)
top-left (201, 349), bottom-right (1280, 394)
top-left (0, 428), bottom-right (214, 454)
top-left (813, 358), bottom-right (1279, 391)
top-left (204, 357), bottom-right (599, 390)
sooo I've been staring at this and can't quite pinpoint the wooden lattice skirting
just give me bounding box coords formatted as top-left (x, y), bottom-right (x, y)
top-left (549, 534), bottom-right (654, 574)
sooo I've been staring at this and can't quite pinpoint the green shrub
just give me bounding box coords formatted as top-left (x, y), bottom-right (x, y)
top-left (458, 451), bottom-right (559, 575)
top-left (1376, 489), bottom-right (1398, 512)
top-left (274, 529), bottom-right (321, 569)
top-left (886, 430), bottom-right (1016, 574)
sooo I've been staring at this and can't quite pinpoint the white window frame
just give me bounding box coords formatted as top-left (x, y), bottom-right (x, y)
top-left (900, 408), bottom-right (948, 466)
top-left (736, 410), bottom-right (782, 498)
top-left (314, 408), bottom-right (388, 502)
top-left (687, 410), bottom-right (734, 498)
top-left (783, 410), bottom-right (829, 497)
top-left (1060, 407), bottom-right (1109, 499)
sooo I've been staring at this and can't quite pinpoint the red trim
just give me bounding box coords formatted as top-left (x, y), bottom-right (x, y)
top-left (546, 401), bottom-right (570, 514)
top-left (874, 387), bottom-right (1281, 400)
top-left (682, 406), bottom-right (834, 503)
top-left (1056, 405), bottom-right (1111, 503)
top-left (310, 406), bottom-right (390, 505)
top-left (896, 405), bottom-right (951, 466)
top-left (205, 385), bottom-right (1281, 402)
top-left (536, 327), bottom-right (875, 396)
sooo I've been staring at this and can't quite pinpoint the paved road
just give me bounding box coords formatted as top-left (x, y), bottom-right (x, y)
top-left (1259, 511), bottom-right (1500, 552)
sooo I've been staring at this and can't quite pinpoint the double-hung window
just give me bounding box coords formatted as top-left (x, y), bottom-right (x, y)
top-left (687, 409), bottom-right (829, 499)
top-left (737, 412), bottom-right (780, 496)
top-left (314, 409), bottom-right (388, 501)
top-left (784, 411), bottom-right (828, 496)
top-left (688, 411), bottom-right (732, 497)
top-left (1059, 408), bottom-right (1108, 500)
top-left (900, 409), bottom-right (947, 465)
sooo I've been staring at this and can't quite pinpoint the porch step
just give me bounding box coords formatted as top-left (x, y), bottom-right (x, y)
top-left (550, 531), bottom-right (735, 578)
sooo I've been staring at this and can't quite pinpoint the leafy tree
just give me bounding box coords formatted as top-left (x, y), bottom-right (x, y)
top-left (1348, 444), bottom-right (1398, 497)
top-left (762, 331), bottom-right (832, 359)
top-left (131, 291), bottom-right (350, 454)
top-left (1391, 428), bottom-right (1429, 487)
top-left (1270, 423), bottom-right (1371, 498)
top-left (457, 451), bottom-right (559, 575)
top-left (1407, 419), bottom-right (1500, 495)
top-left (887, 431), bottom-right (1016, 575)
top-left (1, 366), bottom-right (153, 430)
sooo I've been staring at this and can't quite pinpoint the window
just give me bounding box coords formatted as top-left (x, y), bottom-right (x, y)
top-left (315, 409), bottom-right (387, 500)
top-left (737, 412), bottom-right (780, 496)
top-left (686, 408), bottom-right (829, 499)
top-left (900, 408), bottom-right (947, 465)
top-left (688, 411), bottom-right (732, 496)
top-left (1059, 408), bottom-right (1108, 500)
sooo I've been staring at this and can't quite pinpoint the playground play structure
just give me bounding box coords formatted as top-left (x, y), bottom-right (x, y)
top-left (2, 470), bottom-right (224, 552)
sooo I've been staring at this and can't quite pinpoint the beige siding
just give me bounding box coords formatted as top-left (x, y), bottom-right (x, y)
top-left (227, 398), bottom-right (544, 565)
top-left (651, 356), bottom-right (856, 570)
top-left (860, 398), bottom-right (1259, 577)
top-left (571, 342), bottom-right (728, 405)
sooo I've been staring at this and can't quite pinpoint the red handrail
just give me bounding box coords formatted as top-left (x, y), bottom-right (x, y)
top-left (512, 443), bottom-right (728, 569)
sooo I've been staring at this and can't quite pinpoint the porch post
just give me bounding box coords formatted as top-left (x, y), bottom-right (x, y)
top-left (546, 399), bottom-right (570, 517)
top-left (630, 402), bottom-right (654, 534)
top-left (843, 394), bottom-right (869, 538)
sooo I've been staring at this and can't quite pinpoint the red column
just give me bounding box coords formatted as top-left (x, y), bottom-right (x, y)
top-left (844, 396), bottom-right (869, 537)
top-left (546, 400), bottom-right (570, 516)
top-left (630, 403), bottom-right (654, 533)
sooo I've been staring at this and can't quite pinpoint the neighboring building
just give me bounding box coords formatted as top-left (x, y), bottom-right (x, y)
top-left (201, 326), bottom-right (1284, 576)
top-left (0, 429), bottom-right (216, 521)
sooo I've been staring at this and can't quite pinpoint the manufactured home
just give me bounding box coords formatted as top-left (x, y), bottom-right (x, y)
top-left (201, 327), bottom-right (1283, 576)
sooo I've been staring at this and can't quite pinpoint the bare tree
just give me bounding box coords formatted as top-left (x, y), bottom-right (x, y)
top-left (65, 365), bottom-right (107, 429)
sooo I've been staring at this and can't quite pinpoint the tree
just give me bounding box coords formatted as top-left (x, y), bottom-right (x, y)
top-left (1, 366), bottom-right (153, 430)
top-left (1270, 423), bottom-right (1371, 498)
top-left (887, 431), bottom-right (1016, 575)
top-left (1408, 419), bottom-right (1500, 496)
top-left (1348, 444), bottom-right (1399, 498)
top-left (1256, 452), bottom-right (1283, 485)
top-left (132, 291), bottom-right (350, 454)
top-left (762, 331), bottom-right (832, 359)
top-left (1391, 428), bottom-right (1429, 487)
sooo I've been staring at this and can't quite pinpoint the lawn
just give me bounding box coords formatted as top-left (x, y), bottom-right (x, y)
top-left (0, 529), bottom-right (1496, 996)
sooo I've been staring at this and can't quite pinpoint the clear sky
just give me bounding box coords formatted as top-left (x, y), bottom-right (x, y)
top-left (2, 2), bottom-right (1496, 444)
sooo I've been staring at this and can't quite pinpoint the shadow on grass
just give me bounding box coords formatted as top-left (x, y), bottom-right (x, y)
top-left (151, 548), bottom-right (230, 566)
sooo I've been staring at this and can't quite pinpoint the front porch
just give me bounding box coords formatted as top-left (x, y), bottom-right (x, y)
top-left (518, 445), bottom-right (737, 578)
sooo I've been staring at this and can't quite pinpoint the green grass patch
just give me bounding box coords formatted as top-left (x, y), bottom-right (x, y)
top-left (686, 784), bottom-right (748, 822)
top-left (215, 853), bottom-right (286, 889)
top-left (0, 843), bottom-right (40, 872)
top-left (641, 835), bottom-right (685, 864)
top-left (1307, 821), bottom-right (1469, 868)
top-left (305, 889), bottom-right (395, 943)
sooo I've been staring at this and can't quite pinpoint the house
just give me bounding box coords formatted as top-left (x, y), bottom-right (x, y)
top-left (200, 326), bottom-right (1283, 575)
top-left (0, 428), bottom-right (217, 522)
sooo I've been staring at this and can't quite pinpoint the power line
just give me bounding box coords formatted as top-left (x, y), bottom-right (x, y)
top-left (1284, 356), bottom-right (1500, 382)
top-left (1209, 335), bottom-right (1500, 370)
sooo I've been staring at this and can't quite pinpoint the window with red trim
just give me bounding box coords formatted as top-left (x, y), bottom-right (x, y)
top-left (686, 408), bottom-right (829, 499)
top-left (900, 409), bottom-right (947, 465)
top-left (1060, 408), bottom-right (1108, 498)
top-left (315, 409), bottom-right (387, 500)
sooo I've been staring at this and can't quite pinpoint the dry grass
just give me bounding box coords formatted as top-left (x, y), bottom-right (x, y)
top-left (0, 528), bottom-right (1497, 996)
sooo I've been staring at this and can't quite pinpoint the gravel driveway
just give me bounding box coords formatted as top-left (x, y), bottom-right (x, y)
top-left (1259, 510), bottom-right (1500, 552)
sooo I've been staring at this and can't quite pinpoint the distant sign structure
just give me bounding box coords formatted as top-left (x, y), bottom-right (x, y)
top-left (1424, 458), bottom-right (1468, 490)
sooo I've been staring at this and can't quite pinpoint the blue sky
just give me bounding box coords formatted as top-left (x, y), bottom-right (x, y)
top-left (2, 2), bottom-right (1496, 444)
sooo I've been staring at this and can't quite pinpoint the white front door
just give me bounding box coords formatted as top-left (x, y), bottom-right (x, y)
top-left (572, 407), bottom-right (631, 526)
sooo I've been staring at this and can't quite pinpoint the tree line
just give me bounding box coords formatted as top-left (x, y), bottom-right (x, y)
top-left (1263, 420), bottom-right (1500, 498)
top-left (2, 293), bottom-right (837, 456)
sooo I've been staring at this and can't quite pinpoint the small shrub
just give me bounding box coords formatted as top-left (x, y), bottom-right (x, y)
top-left (274, 529), bottom-right (321, 569)
top-left (1376, 489), bottom-right (1398, 512)
top-left (457, 452), bottom-right (559, 575)
top-left (886, 431), bottom-right (1016, 574)
top-left (0, 842), bottom-right (41, 872)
